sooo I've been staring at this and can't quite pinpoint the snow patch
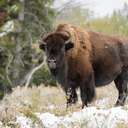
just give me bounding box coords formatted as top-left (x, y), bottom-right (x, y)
top-left (17, 106), bottom-right (128, 128)
top-left (37, 112), bottom-right (60, 128)
top-left (16, 116), bottom-right (32, 128)
top-left (95, 98), bottom-right (110, 108)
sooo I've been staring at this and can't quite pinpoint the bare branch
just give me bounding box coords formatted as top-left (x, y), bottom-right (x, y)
top-left (24, 56), bottom-right (46, 88)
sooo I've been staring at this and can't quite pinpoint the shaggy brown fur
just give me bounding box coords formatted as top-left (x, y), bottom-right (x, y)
top-left (40, 24), bottom-right (128, 108)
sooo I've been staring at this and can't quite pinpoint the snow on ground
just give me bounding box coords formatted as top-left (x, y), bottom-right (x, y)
top-left (17, 106), bottom-right (128, 128)
top-left (17, 116), bottom-right (33, 128)
top-left (1, 85), bottom-right (127, 128)
top-left (95, 97), bottom-right (110, 108)
top-left (0, 122), bottom-right (3, 127)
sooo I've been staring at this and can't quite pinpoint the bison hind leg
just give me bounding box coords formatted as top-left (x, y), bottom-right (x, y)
top-left (114, 67), bottom-right (128, 106)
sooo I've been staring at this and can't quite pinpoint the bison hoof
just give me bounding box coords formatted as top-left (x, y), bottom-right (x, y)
top-left (115, 101), bottom-right (124, 107)
top-left (66, 98), bottom-right (78, 108)
top-left (72, 97), bottom-right (78, 104)
top-left (82, 102), bottom-right (88, 109)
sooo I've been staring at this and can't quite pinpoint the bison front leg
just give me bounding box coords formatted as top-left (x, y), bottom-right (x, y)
top-left (66, 87), bottom-right (78, 108)
top-left (80, 73), bottom-right (96, 109)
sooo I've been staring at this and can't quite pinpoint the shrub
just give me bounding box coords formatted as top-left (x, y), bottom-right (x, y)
top-left (32, 65), bottom-right (57, 86)
top-left (0, 79), bottom-right (12, 99)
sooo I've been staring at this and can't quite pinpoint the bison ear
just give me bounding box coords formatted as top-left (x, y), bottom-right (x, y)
top-left (39, 41), bottom-right (46, 51)
top-left (65, 40), bottom-right (74, 51)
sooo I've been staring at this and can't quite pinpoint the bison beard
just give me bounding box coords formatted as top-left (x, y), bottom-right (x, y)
top-left (40, 24), bottom-right (128, 108)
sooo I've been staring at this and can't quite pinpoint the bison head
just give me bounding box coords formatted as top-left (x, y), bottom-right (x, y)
top-left (39, 32), bottom-right (74, 72)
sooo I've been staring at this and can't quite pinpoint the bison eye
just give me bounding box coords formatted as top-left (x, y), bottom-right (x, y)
top-left (65, 42), bottom-right (74, 51)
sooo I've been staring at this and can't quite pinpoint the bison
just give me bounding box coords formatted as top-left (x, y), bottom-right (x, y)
top-left (39, 24), bottom-right (128, 108)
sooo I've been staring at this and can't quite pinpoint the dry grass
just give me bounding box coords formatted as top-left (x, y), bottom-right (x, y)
top-left (0, 83), bottom-right (127, 127)
top-left (116, 123), bottom-right (128, 128)
top-left (94, 82), bottom-right (118, 108)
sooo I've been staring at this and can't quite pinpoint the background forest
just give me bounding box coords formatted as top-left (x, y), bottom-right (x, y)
top-left (0, 0), bottom-right (128, 99)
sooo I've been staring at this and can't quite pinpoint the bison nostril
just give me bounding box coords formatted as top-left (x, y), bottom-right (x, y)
top-left (48, 59), bottom-right (56, 63)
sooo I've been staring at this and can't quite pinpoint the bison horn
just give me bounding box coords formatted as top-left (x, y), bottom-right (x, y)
top-left (65, 38), bottom-right (74, 50)
top-left (65, 38), bottom-right (72, 44)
